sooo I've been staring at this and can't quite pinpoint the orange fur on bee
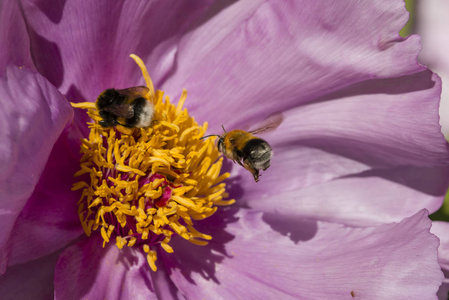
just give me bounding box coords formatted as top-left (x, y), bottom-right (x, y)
top-left (222, 130), bottom-right (256, 161)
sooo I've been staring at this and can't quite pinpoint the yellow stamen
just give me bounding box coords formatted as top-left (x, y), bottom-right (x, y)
top-left (71, 55), bottom-right (233, 271)
top-left (130, 54), bottom-right (155, 102)
top-left (71, 102), bottom-right (96, 109)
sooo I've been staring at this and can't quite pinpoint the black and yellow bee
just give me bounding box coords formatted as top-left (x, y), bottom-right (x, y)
top-left (96, 86), bottom-right (154, 128)
top-left (201, 114), bottom-right (282, 182)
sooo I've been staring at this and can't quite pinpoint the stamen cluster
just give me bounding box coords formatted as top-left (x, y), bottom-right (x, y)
top-left (72, 56), bottom-right (233, 270)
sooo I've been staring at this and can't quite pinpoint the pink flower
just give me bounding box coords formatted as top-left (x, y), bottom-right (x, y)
top-left (1, 0), bottom-right (448, 299)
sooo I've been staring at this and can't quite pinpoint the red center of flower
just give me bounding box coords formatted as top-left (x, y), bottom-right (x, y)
top-left (98, 173), bottom-right (177, 247)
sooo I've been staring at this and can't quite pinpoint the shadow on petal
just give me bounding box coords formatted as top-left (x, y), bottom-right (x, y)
top-left (34, 0), bottom-right (67, 24)
top-left (55, 235), bottom-right (157, 299)
top-left (313, 70), bottom-right (436, 104)
top-left (218, 157), bottom-right (247, 205)
top-left (66, 84), bottom-right (93, 138)
top-left (27, 26), bottom-right (64, 88)
top-left (115, 246), bottom-right (156, 294)
top-left (161, 207), bottom-right (239, 285)
top-left (114, 246), bottom-right (140, 270)
top-left (339, 166), bottom-right (449, 197)
top-left (262, 213), bottom-right (318, 244)
top-left (437, 269), bottom-right (449, 300)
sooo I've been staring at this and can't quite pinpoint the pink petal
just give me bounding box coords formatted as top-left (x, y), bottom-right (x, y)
top-left (54, 235), bottom-right (159, 300)
top-left (416, 0), bottom-right (449, 138)
top-left (0, 67), bottom-right (72, 274)
top-left (162, 0), bottom-right (425, 131)
top-left (151, 250), bottom-right (186, 300)
top-left (0, 0), bottom-right (35, 72)
top-left (431, 221), bottom-right (449, 299)
top-left (268, 72), bottom-right (447, 167)
top-left (230, 71), bottom-right (449, 226)
top-left (431, 221), bottom-right (449, 271)
top-left (0, 250), bottom-right (61, 300)
top-left (20, 0), bottom-right (216, 102)
top-left (162, 209), bottom-right (442, 299)
top-left (437, 281), bottom-right (449, 300)
top-left (240, 169), bottom-right (448, 226)
top-left (7, 129), bottom-right (84, 266)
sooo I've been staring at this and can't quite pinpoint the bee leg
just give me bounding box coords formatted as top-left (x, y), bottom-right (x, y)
top-left (230, 159), bottom-right (241, 166)
top-left (233, 150), bottom-right (245, 167)
top-left (235, 159), bottom-right (244, 167)
top-left (232, 150), bottom-right (245, 167)
top-left (242, 158), bottom-right (259, 182)
top-left (99, 119), bottom-right (117, 127)
top-left (253, 171), bottom-right (260, 182)
top-left (98, 111), bottom-right (118, 127)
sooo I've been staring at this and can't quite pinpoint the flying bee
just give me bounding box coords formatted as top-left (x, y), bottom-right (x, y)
top-left (96, 86), bottom-right (154, 128)
top-left (201, 114), bottom-right (283, 182)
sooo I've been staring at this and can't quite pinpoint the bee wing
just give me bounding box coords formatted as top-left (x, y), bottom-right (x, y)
top-left (117, 86), bottom-right (150, 99)
top-left (103, 104), bottom-right (134, 119)
top-left (249, 113), bottom-right (284, 135)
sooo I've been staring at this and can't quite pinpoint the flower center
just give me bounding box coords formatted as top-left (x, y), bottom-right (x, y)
top-left (71, 55), bottom-right (234, 271)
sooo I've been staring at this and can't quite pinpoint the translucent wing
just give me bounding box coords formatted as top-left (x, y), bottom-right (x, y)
top-left (102, 104), bottom-right (134, 118)
top-left (106, 86), bottom-right (150, 118)
top-left (117, 86), bottom-right (150, 99)
top-left (249, 113), bottom-right (284, 135)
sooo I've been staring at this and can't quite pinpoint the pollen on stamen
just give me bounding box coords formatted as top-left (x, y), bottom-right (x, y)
top-left (71, 54), bottom-right (234, 271)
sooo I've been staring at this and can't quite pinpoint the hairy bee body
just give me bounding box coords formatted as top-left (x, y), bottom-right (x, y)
top-left (217, 130), bottom-right (273, 182)
top-left (96, 86), bottom-right (154, 128)
top-left (241, 138), bottom-right (272, 171)
top-left (201, 114), bottom-right (282, 182)
top-left (219, 130), bottom-right (252, 160)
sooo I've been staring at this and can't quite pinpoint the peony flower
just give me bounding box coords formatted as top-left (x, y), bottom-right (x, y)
top-left (1, 0), bottom-right (449, 299)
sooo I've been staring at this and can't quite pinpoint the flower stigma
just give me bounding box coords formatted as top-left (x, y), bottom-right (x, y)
top-left (71, 54), bottom-right (234, 271)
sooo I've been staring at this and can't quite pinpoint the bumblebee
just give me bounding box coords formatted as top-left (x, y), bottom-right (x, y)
top-left (201, 114), bottom-right (282, 182)
top-left (96, 86), bottom-right (154, 128)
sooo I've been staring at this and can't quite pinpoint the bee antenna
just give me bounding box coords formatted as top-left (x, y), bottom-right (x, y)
top-left (200, 134), bottom-right (220, 140)
top-left (221, 125), bottom-right (227, 134)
